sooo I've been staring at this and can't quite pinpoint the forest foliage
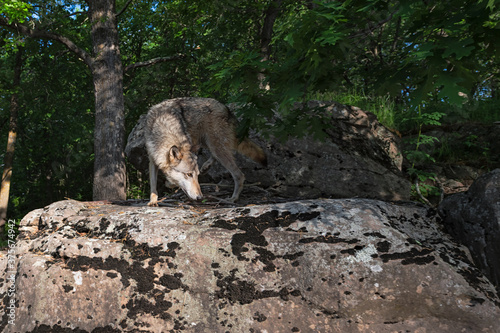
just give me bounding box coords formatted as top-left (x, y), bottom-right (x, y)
top-left (1, 0), bottom-right (499, 220)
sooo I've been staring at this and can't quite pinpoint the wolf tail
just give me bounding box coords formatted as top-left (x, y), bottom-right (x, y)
top-left (237, 138), bottom-right (268, 167)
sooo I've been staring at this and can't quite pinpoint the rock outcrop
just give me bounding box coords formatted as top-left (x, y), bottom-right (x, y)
top-left (439, 169), bottom-right (500, 293)
top-left (402, 122), bottom-right (500, 197)
top-left (125, 100), bottom-right (410, 201)
top-left (1, 198), bottom-right (499, 332)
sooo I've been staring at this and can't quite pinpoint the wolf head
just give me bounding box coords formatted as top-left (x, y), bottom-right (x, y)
top-left (163, 145), bottom-right (203, 200)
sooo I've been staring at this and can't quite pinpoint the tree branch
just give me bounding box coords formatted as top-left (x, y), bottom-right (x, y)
top-left (349, 10), bottom-right (398, 40)
top-left (124, 54), bottom-right (186, 72)
top-left (116, 0), bottom-right (134, 17)
top-left (0, 18), bottom-right (93, 69)
top-left (66, 11), bottom-right (88, 18)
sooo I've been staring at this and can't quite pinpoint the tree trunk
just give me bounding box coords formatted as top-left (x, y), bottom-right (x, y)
top-left (88, 0), bottom-right (127, 201)
top-left (258, 0), bottom-right (281, 90)
top-left (0, 48), bottom-right (22, 228)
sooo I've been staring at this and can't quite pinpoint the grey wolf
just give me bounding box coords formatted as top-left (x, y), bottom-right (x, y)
top-left (144, 97), bottom-right (267, 206)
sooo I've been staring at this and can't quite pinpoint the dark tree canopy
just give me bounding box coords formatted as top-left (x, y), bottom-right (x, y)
top-left (1, 0), bottom-right (499, 221)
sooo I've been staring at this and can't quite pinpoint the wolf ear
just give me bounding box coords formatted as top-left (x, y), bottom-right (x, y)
top-left (168, 146), bottom-right (183, 164)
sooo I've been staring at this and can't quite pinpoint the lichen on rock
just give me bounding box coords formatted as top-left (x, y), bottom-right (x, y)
top-left (1, 198), bottom-right (499, 332)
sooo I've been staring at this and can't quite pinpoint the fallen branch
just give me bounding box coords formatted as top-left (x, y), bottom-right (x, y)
top-left (435, 177), bottom-right (444, 206)
top-left (204, 195), bottom-right (239, 206)
top-left (200, 182), bottom-right (261, 187)
top-left (415, 179), bottom-right (432, 207)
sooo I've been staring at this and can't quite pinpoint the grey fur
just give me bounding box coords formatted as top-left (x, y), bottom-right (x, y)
top-left (144, 97), bottom-right (266, 205)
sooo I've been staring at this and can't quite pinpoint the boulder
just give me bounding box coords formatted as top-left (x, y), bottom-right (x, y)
top-left (125, 100), bottom-right (410, 201)
top-left (439, 168), bottom-right (500, 293)
top-left (1, 198), bottom-right (499, 332)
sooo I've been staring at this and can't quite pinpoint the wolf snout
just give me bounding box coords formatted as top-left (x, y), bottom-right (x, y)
top-left (184, 185), bottom-right (203, 200)
top-left (182, 188), bottom-right (203, 201)
top-left (191, 193), bottom-right (203, 200)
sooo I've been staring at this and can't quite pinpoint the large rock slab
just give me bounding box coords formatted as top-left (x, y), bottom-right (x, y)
top-left (1, 199), bottom-right (499, 332)
top-left (125, 100), bottom-right (411, 201)
top-left (439, 168), bottom-right (500, 293)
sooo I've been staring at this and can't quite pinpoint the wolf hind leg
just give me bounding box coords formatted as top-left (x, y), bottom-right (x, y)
top-left (207, 145), bottom-right (244, 202)
top-left (223, 160), bottom-right (245, 202)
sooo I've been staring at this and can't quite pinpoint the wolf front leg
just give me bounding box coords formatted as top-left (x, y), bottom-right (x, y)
top-left (148, 160), bottom-right (159, 206)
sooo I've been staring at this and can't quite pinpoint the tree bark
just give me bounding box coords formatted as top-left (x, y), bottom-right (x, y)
top-left (0, 48), bottom-right (22, 228)
top-left (88, 0), bottom-right (127, 200)
top-left (258, 0), bottom-right (281, 90)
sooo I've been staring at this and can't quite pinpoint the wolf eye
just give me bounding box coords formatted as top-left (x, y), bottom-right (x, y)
top-left (185, 173), bottom-right (193, 178)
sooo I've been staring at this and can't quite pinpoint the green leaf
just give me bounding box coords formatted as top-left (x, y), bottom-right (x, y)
top-left (441, 38), bottom-right (475, 60)
top-left (435, 74), bottom-right (467, 105)
top-left (0, 0), bottom-right (32, 23)
top-left (411, 43), bottom-right (435, 61)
